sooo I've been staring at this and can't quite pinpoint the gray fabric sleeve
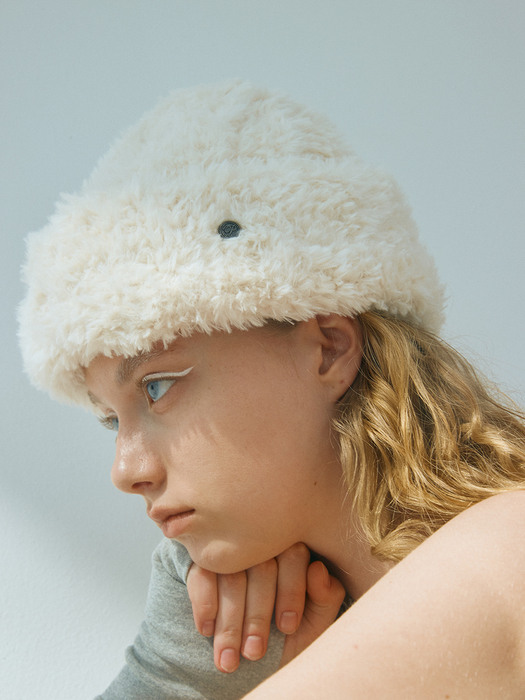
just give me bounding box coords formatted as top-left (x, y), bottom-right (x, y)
top-left (95, 539), bottom-right (284, 700)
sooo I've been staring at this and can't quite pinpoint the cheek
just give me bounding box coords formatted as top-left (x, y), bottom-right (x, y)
top-left (197, 374), bottom-right (331, 483)
top-left (162, 343), bottom-right (335, 493)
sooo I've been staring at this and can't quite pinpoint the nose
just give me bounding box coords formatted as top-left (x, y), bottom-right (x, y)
top-left (111, 429), bottom-right (165, 495)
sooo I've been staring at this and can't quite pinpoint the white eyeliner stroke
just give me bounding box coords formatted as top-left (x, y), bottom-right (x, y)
top-left (142, 367), bottom-right (194, 381)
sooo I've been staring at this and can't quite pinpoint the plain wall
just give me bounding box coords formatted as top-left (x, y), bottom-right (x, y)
top-left (1, 1), bottom-right (524, 697)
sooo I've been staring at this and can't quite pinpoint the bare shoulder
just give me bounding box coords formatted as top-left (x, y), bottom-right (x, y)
top-left (454, 488), bottom-right (525, 524)
top-left (247, 494), bottom-right (525, 698)
top-left (440, 489), bottom-right (525, 534)
top-left (398, 489), bottom-right (525, 611)
top-left (426, 489), bottom-right (525, 571)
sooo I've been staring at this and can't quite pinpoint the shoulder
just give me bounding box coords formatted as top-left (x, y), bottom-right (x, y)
top-left (343, 490), bottom-right (525, 696)
top-left (396, 490), bottom-right (525, 614)
top-left (452, 488), bottom-right (525, 526)
top-left (425, 490), bottom-right (525, 577)
top-left (241, 494), bottom-right (525, 699)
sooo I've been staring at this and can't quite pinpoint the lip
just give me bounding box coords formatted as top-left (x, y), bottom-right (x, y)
top-left (148, 506), bottom-right (195, 538)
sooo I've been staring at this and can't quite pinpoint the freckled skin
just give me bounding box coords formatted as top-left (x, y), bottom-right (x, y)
top-left (86, 322), bottom-right (525, 697)
top-left (244, 491), bottom-right (525, 699)
top-left (85, 322), bottom-right (358, 576)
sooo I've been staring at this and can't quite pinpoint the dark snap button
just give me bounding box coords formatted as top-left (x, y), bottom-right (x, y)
top-left (217, 220), bottom-right (242, 239)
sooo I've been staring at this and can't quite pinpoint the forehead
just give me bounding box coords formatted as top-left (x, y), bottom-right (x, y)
top-left (115, 346), bottom-right (170, 385)
top-left (83, 323), bottom-right (312, 417)
top-left (85, 338), bottom-right (181, 379)
top-left (85, 324), bottom-right (294, 388)
top-left (83, 339), bottom-right (183, 410)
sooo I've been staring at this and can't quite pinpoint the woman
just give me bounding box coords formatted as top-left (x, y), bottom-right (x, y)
top-left (19, 80), bottom-right (525, 698)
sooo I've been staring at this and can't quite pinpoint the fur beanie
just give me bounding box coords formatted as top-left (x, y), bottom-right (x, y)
top-left (18, 79), bottom-right (444, 408)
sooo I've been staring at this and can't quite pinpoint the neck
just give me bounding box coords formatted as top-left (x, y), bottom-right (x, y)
top-left (303, 472), bottom-right (393, 600)
top-left (318, 533), bottom-right (393, 600)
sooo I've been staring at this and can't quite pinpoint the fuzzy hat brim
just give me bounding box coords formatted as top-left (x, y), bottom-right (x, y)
top-left (18, 80), bottom-right (444, 408)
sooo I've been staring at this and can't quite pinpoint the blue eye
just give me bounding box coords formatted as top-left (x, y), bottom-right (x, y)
top-left (145, 378), bottom-right (175, 402)
top-left (141, 368), bottom-right (193, 404)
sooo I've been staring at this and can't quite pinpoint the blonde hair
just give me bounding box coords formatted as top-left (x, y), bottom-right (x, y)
top-left (335, 311), bottom-right (525, 562)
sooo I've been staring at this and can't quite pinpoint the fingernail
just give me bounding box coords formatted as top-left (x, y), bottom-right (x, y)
top-left (219, 648), bottom-right (238, 673)
top-left (242, 635), bottom-right (264, 660)
top-left (279, 611), bottom-right (298, 634)
top-left (202, 621), bottom-right (215, 636)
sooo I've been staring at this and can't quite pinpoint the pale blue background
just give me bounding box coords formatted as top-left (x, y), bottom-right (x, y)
top-left (2, 1), bottom-right (524, 697)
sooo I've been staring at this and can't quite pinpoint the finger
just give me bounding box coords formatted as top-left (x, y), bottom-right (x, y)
top-left (279, 561), bottom-right (345, 668)
top-left (275, 542), bottom-right (310, 634)
top-left (186, 564), bottom-right (218, 637)
top-left (303, 560), bottom-right (346, 624)
top-left (213, 571), bottom-right (247, 674)
top-left (241, 558), bottom-right (278, 661)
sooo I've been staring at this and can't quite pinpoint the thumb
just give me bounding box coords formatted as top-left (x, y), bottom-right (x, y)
top-left (303, 560), bottom-right (346, 624)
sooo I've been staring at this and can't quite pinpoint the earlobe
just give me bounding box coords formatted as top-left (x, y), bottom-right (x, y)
top-left (317, 315), bottom-right (362, 400)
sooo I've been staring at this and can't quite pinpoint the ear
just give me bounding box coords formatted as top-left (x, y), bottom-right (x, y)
top-left (316, 314), bottom-right (362, 401)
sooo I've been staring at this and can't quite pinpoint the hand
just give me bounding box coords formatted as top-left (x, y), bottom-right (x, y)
top-left (187, 544), bottom-right (345, 673)
top-left (187, 543), bottom-right (310, 672)
top-left (279, 558), bottom-right (345, 667)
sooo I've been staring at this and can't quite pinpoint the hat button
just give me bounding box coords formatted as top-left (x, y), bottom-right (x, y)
top-left (217, 220), bottom-right (242, 239)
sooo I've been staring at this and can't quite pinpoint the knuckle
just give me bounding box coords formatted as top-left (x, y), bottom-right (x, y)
top-left (278, 591), bottom-right (306, 612)
top-left (215, 624), bottom-right (242, 642)
top-left (245, 612), bottom-right (271, 628)
top-left (188, 588), bottom-right (217, 609)
top-left (197, 601), bottom-right (218, 616)
top-left (187, 566), bottom-right (216, 594)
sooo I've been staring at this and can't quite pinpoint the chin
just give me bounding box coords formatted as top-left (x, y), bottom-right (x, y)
top-left (185, 540), bottom-right (269, 575)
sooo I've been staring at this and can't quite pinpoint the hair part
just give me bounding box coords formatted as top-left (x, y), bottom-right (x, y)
top-left (334, 311), bottom-right (525, 562)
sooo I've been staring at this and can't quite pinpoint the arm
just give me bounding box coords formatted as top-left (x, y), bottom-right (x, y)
top-left (187, 543), bottom-right (346, 672)
top-left (244, 491), bottom-right (525, 699)
top-left (96, 539), bottom-right (284, 700)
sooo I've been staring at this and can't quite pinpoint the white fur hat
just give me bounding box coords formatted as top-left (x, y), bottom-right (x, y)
top-left (19, 79), bottom-right (444, 408)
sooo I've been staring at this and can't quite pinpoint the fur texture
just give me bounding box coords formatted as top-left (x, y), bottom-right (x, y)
top-left (18, 80), bottom-right (444, 407)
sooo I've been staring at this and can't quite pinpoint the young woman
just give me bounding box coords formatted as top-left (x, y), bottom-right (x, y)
top-left (19, 80), bottom-right (525, 698)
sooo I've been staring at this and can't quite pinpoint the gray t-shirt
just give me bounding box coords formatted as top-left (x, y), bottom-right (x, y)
top-left (96, 539), bottom-right (284, 699)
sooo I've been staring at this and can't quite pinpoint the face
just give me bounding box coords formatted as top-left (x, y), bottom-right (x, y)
top-left (84, 323), bottom-right (345, 573)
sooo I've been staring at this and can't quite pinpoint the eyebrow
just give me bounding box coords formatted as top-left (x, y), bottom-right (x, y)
top-left (116, 348), bottom-right (166, 385)
top-left (86, 345), bottom-right (178, 408)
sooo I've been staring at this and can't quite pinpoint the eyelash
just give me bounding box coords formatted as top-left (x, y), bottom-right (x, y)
top-left (141, 368), bottom-right (193, 404)
top-left (98, 415), bottom-right (119, 432)
top-left (96, 367), bottom-right (193, 432)
top-left (141, 375), bottom-right (177, 403)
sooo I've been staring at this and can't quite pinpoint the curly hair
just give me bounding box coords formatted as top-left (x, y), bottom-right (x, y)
top-left (334, 311), bottom-right (525, 562)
